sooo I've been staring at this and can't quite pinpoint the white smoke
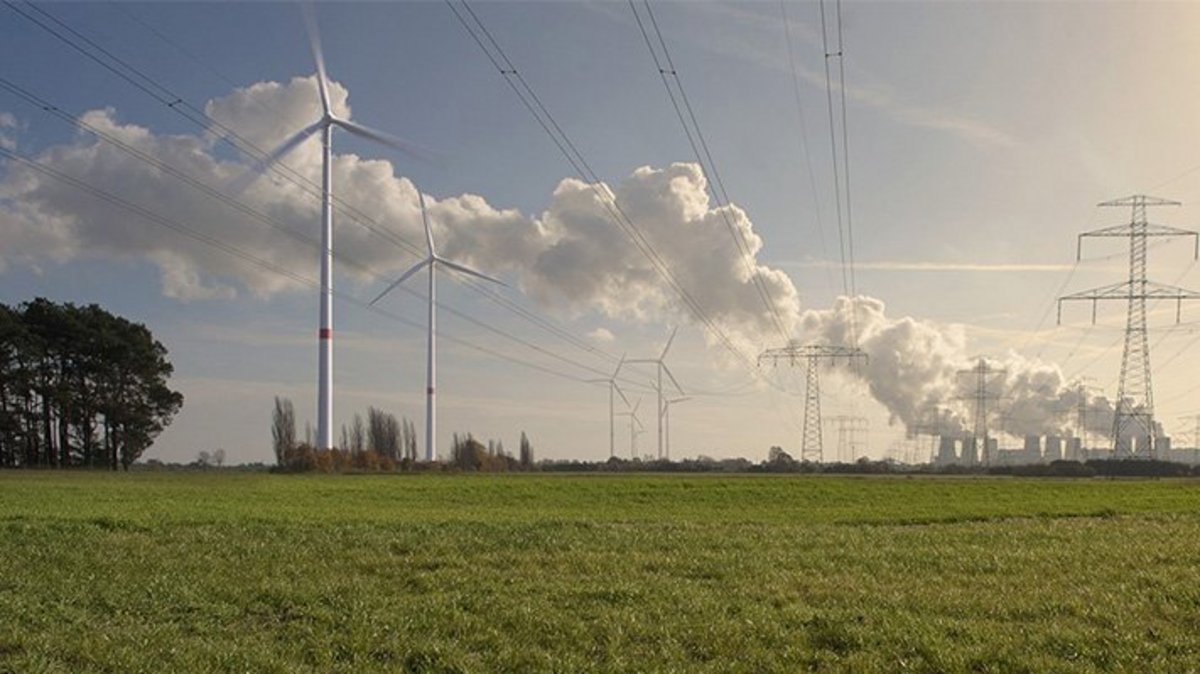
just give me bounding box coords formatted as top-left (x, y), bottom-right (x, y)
top-left (0, 76), bottom-right (798, 349)
top-left (799, 296), bottom-right (1118, 440)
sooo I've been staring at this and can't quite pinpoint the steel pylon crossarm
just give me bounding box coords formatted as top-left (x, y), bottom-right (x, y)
top-left (758, 344), bottom-right (868, 463)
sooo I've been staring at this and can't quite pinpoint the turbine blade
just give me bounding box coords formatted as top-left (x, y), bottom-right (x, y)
top-left (417, 190), bottom-right (435, 256)
top-left (229, 121), bottom-right (323, 193)
top-left (334, 119), bottom-right (439, 165)
top-left (612, 381), bottom-right (631, 407)
top-left (438, 258), bottom-right (506, 287)
top-left (660, 326), bottom-right (678, 360)
top-left (301, 2), bottom-right (332, 115)
top-left (661, 363), bottom-right (684, 395)
top-left (369, 257), bottom-right (432, 305)
top-left (612, 352), bottom-right (626, 379)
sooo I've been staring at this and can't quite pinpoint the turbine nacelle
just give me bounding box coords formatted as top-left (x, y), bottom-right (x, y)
top-left (231, 3), bottom-right (433, 194)
top-left (369, 190), bottom-right (504, 306)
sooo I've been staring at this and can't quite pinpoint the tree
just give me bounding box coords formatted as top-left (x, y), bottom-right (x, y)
top-left (350, 414), bottom-right (366, 453)
top-left (768, 446), bottom-right (795, 464)
top-left (402, 418), bottom-right (417, 461)
top-left (519, 431), bottom-right (534, 468)
top-left (271, 397), bottom-right (296, 465)
top-left (0, 299), bottom-right (182, 470)
top-left (367, 407), bottom-right (401, 460)
top-left (213, 448), bottom-right (226, 467)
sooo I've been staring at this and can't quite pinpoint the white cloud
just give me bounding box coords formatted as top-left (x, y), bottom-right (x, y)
top-left (0, 111), bottom-right (17, 150)
top-left (0, 76), bottom-right (801, 351)
top-left (588, 327), bottom-right (615, 343)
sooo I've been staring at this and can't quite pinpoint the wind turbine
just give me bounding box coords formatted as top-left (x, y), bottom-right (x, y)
top-left (586, 354), bottom-right (629, 458)
top-left (235, 4), bottom-right (429, 451)
top-left (627, 327), bottom-right (684, 459)
top-left (616, 398), bottom-right (644, 460)
top-left (370, 191), bottom-right (503, 462)
top-left (662, 395), bottom-right (691, 460)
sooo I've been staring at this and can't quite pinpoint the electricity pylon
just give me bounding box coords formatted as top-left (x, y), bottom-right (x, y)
top-left (956, 357), bottom-right (1006, 466)
top-left (758, 344), bottom-right (867, 463)
top-left (824, 415), bottom-right (868, 462)
top-left (1058, 195), bottom-right (1200, 458)
top-left (1180, 414), bottom-right (1200, 450)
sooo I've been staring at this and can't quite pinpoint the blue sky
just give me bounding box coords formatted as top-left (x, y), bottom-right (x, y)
top-left (4, 1), bottom-right (1200, 464)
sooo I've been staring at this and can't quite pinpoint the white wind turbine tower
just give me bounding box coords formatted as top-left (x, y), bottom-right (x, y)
top-left (662, 395), bottom-right (690, 460)
top-left (626, 327), bottom-right (684, 460)
top-left (586, 354), bottom-right (629, 459)
top-left (370, 191), bottom-right (503, 462)
top-left (235, 4), bottom-right (429, 451)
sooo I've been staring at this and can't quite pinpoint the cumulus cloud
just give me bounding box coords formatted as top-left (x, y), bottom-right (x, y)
top-left (0, 76), bottom-right (799, 345)
top-left (0, 112), bottom-right (17, 151)
top-left (588, 327), bottom-right (615, 343)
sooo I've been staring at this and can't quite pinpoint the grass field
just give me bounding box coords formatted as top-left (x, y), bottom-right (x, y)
top-left (1, 472), bottom-right (1199, 673)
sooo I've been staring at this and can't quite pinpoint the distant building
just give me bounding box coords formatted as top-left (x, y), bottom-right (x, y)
top-left (1023, 435), bottom-right (1042, 464)
top-left (1157, 436), bottom-right (1171, 456)
top-left (1044, 435), bottom-right (1063, 462)
top-left (936, 435), bottom-right (958, 465)
top-left (1066, 436), bottom-right (1083, 461)
top-left (961, 436), bottom-right (979, 465)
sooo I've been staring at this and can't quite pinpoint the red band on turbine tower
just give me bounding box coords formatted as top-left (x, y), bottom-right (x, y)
top-left (427, 387), bottom-right (435, 395)
top-left (319, 328), bottom-right (332, 340)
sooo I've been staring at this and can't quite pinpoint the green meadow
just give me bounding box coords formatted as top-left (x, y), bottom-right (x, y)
top-left (1, 472), bottom-right (1199, 672)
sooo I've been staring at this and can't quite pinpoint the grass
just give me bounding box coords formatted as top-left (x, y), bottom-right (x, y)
top-left (1, 472), bottom-right (1199, 672)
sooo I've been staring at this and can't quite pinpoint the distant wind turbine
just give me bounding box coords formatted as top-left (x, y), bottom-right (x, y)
top-left (370, 191), bottom-right (504, 462)
top-left (234, 3), bottom-right (431, 451)
top-left (586, 354), bottom-right (629, 459)
top-left (662, 395), bottom-right (690, 460)
top-left (616, 397), bottom-right (644, 460)
top-left (626, 327), bottom-right (684, 459)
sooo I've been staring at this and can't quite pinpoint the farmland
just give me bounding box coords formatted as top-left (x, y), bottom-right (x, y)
top-left (1, 472), bottom-right (1199, 672)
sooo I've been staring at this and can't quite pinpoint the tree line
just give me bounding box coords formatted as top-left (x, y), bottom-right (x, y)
top-left (0, 298), bottom-right (183, 470)
top-left (271, 396), bottom-right (536, 472)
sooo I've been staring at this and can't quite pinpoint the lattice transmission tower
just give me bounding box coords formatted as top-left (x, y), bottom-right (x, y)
top-left (1058, 196), bottom-right (1200, 458)
top-left (824, 415), bottom-right (869, 462)
top-left (1180, 414), bottom-right (1200, 450)
top-left (956, 358), bottom-right (1006, 466)
top-left (759, 344), bottom-right (867, 462)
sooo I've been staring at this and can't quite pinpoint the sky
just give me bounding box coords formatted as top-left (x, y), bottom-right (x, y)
top-left (3, 1), bottom-right (1200, 465)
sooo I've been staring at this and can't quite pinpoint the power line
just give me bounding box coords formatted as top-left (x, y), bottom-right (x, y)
top-left (628, 0), bottom-right (791, 344)
top-left (5, 0), bottom-right (625, 370)
top-left (779, 0), bottom-right (836, 301)
top-left (11, 1), bottom-right (777, 402)
top-left (818, 0), bottom-right (849, 301)
top-left (445, 0), bottom-right (773, 378)
top-left (0, 143), bottom-right (642, 390)
top-left (817, 0), bottom-right (859, 350)
top-left (834, 0), bottom-right (857, 303)
top-left (0, 74), bottom-right (640, 389)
